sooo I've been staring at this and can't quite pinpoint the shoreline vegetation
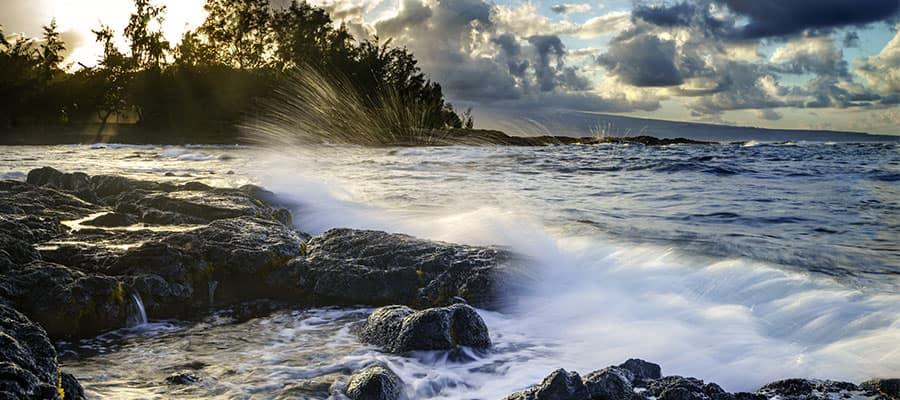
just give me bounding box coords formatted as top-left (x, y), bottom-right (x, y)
top-left (5, 1), bottom-right (895, 147)
top-left (2, 0), bottom-right (471, 146)
top-left (1, 167), bottom-right (897, 399)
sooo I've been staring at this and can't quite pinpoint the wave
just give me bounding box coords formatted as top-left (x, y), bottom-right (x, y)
top-left (256, 149), bottom-right (900, 392)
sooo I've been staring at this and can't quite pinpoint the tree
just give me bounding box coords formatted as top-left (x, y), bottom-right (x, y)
top-left (38, 19), bottom-right (66, 81)
top-left (199, 0), bottom-right (272, 69)
top-left (124, 0), bottom-right (169, 69)
top-left (270, 1), bottom-right (353, 70)
top-left (174, 31), bottom-right (215, 68)
top-left (91, 25), bottom-right (131, 134)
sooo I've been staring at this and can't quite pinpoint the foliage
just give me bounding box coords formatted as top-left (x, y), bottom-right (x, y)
top-left (0, 0), bottom-right (471, 141)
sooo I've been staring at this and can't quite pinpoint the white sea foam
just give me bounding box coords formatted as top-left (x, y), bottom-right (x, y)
top-left (257, 149), bottom-right (900, 392)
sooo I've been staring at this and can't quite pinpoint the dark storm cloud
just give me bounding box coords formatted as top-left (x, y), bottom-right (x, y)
top-left (716, 0), bottom-right (900, 39)
top-left (528, 35), bottom-right (565, 91)
top-left (370, 0), bottom-right (651, 114)
top-left (632, 1), bottom-right (695, 27)
top-left (549, 4), bottom-right (592, 15)
top-left (633, 0), bottom-right (900, 40)
top-left (597, 33), bottom-right (683, 87)
top-left (492, 34), bottom-right (520, 57)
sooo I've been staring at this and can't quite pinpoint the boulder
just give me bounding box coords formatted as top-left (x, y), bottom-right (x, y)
top-left (299, 228), bottom-right (525, 309)
top-left (81, 212), bottom-right (137, 227)
top-left (506, 369), bottom-right (590, 400)
top-left (861, 379), bottom-right (900, 400)
top-left (59, 373), bottom-right (86, 400)
top-left (757, 379), bottom-right (859, 400)
top-left (345, 366), bottom-right (403, 400)
top-left (26, 167), bottom-right (97, 203)
top-left (0, 180), bottom-right (99, 221)
top-left (646, 376), bottom-right (725, 400)
top-left (112, 187), bottom-right (291, 225)
top-left (618, 359), bottom-right (662, 384)
top-left (358, 304), bottom-right (491, 353)
top-left (584, 367), bottom-right (635, 400)
top-left (0, 261), bottom-right (127, 339)
top-left (0, 303), bottom-right (82, 399)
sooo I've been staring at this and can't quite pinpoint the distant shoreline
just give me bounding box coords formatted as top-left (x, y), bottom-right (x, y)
top-left (0, 124), bottom-right (897, 146)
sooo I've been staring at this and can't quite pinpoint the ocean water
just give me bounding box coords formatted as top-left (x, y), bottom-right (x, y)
top-left (1, 142), bottom-right (898, 398)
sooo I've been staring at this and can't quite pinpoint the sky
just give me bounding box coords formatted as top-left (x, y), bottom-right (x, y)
top-left (3, 0), bottom-right (900, 135)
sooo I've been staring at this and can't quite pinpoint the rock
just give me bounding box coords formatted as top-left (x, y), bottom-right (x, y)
top-left (345, 366), bottom-right (403, 400)
top-left (359, 304), bottom-right (491, 353)
top-left (89, 174), bottom-right (167, 201)
top-left (82, 212), bottom-right (137, 227)
top-left (506, 369), bottom-right (590, 400)
top-left (60, 373), bottom-right (86, 400)
top-left (758, 379), bottom-right (859, 400)
top-left (2, 169), bottom-right (525, 341)
top-left (300, 228), bottom-right (525, 309)
top-left (0, 179), bottom-right (100, 221)
top-left (165, 372), bottom-right (201, 385)
top-left (0, 303), bottom-right (82, 399)
top-left (112, 186), bottom-right (290, 225)
top-left (618, 359), bottom-right (662, 384)
top-left (646, 376), bottom-right (723, 400)
top-left (26, 167), bottom-right (97, 203)
top-left (861, 379), bottom-right (900, 400)
top-left (584, 367), bottom-right (634, 400)
top-left (0, 261), bottom-right (127, 338)
top-left (0, 232), bottom-right (41, 268)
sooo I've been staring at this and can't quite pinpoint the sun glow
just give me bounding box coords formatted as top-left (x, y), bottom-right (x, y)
top-left (46, 0), bottom-right (207, 67)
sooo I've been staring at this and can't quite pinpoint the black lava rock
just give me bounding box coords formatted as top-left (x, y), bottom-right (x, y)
top-left (506, 369), bottom-right (590, 400)
top-left (345, 366), bottom-right (403, 400)
top-left (358, 304), bottom-right (491, 353)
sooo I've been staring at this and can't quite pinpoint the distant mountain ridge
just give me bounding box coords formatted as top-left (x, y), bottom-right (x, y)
top-left (479, 110), bottom-right (900, 142)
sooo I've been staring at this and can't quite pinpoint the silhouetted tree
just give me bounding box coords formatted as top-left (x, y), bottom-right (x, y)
top-left (0, 0), bottom-right (472, 141)
top-left (199, 0), bottom-right (272, 69)
top-left (92, 25), bottom-right (131, 133)
top-left (38, 20), bottom-right (65, 81)
top-left (124, 0), bottom-right (169, 69)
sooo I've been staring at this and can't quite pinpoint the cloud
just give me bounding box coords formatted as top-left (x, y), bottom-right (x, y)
top-left (769, 36), bottom-right (848, 77)
top-left (597, 31), bottom-right (684, 87)
top-left (369, 0), bottom-right (659, 115)
top-left (633, 1), bottom-right (696, 27)
top-left (550, 3), bottom-right (592, 15)
top-left (633, 0), bottom-right (900, 41)
top-left (716, 0), bottom-right (900, 39)
top-left (843, 31), bottom-right (860, 48)
top-left (575, 12), bottom-right (632, 38)
top-left (856, 28), bottom-right (900, 95)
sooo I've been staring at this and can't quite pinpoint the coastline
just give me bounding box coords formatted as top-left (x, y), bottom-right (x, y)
top-left (2, 124), bottom-right (897, 146)
top-left (0, 167), bottom-right (897, 399)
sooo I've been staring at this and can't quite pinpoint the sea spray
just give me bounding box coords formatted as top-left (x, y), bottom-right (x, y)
top-left (250, 147), bottom-right (900, 391)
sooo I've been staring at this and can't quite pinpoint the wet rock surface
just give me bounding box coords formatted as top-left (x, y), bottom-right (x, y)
top-left (4, 167), bottom-right (896, 399)
top-left (504, 360), bottom-right (897, 400)
top-left (345, 365), bottom-right (403, 400)
top-left (861, 379), bottom-right (900, 400)
top-left (295, 228), bottom-right (525, 309)
top-left (358, 304), bottom-right (491, 353)
top-left (0, 303), bottom-right (80, 399)
top-left (505, 368), bottom-right (590, 400)
top-left (1, 167), bottom-right (523, 341)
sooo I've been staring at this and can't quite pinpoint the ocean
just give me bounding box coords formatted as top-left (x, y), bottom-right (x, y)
top-left (2, 141), bottom-right (897, 398)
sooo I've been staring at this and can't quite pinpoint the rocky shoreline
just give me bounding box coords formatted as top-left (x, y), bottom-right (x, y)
top-left (0, 167), bottom-right (896, 399)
